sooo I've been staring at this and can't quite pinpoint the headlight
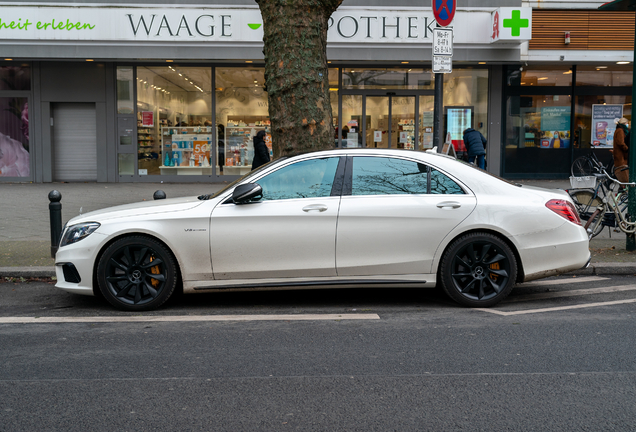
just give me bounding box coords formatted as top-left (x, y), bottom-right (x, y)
top-left (59, 222), bottom-right (100, 247)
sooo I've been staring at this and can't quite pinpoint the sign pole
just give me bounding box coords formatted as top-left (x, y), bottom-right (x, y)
top-left (627, 10), bottom-right (636, 251)
top-left (431, 0), bottom-right (455, 153)
top-left (433, 72), bottom-right (444, 152)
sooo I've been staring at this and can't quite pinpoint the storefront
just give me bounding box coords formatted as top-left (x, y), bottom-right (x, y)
top-left (503, 64), bottom-right (632, 178)
top-left (4, 2), bottom-right (629, 183)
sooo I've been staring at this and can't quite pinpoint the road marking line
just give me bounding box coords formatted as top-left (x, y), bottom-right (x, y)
top-left (0, 313), bottom-right (380, 324)
top-left (519, 276), bottom-right (609, 287)
top-left (477, 298), bottom-right (636, 316)
top-left (507, 284), bottom-right (636, 303)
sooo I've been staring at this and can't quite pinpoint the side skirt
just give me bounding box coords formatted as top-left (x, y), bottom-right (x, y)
top-left (184, 274), bottom-right (437, 294)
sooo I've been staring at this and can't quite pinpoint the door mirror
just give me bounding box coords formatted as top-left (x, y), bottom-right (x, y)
top-left (232, 183), bottom-right (263, 204)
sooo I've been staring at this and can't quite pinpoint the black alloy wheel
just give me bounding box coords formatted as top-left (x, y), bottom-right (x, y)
top-left (97, 236), bottom-right (178, 311)
top-left (440, 233), bottom-right (517, 307)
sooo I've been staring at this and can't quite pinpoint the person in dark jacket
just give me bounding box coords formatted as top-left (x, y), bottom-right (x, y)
top-left (251, 130), bottom-right (270, 170)
top-left (462, 128), bottom-right (487, 169)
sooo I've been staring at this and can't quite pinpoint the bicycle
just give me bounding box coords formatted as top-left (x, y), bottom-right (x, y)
top-left (582, 168), bottom-right (635, 240)
top-left (571, 150), bottom-right (614, 179)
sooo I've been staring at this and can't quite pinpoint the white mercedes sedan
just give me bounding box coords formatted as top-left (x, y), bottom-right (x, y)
top-left (55, 149), bottom-right (590, 311)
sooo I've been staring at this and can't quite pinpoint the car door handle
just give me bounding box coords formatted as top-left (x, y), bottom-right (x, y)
top-left (302, 204), bottom-right (328, 212)
top-left (436, 201), bottom-right (461, 209)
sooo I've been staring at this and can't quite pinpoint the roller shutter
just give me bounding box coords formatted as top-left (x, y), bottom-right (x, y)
top-left (52, 103), bottom-right (97, 182)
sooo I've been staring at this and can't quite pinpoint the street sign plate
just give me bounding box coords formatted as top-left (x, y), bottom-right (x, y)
top-left (433, 28), bottom-right (453, 56)
top-left (433, 56), bottom-right (452, 73)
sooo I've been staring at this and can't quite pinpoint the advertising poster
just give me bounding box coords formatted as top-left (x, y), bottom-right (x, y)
top-left (540, 107), bottom-right (571, 149)
top-left (141, 111), bottom-right (154, 127)
top-left (591, 104), bottom-right (622, 148)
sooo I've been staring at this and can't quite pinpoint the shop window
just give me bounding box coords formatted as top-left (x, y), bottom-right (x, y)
top-left (216, 68), bottom-right (270, 177)
top-left (329, 68), bottom-right (339, 146)
top-left (443, 68), bottom-right (489, 155)
top-left (116, 67), bottom-right (134, 115)
top-left (576, 65), bottom-right (633, 87)
top-left (573, 95), bottom-right (631, 166)
top-left (342, 68), bottom-right (433, 90)
top-left (340, 95), bottom-right (362, 147)
top-left (136, 66), bottom-right (212, 176)
top-left (0, 64), bottom-right (30, 91)
top-left (0, 96), bottom-right (29, 177)
top-left (504, 94), bottom-right (573, 175)
top-left (506, 66), bottom-right (572, 87)
top-left (419, 96), bottom-right (435, 150)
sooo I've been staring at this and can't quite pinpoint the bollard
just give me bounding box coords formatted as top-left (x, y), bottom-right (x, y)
top-left (49, 190), bottom-right (62, 258)
top-left (153, 190), bottom-right (166, 200)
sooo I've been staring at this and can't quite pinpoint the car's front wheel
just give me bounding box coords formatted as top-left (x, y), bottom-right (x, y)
top-left (440, 233), bottom-right (517, 307)
top-left (96, 236), bottom-right (178, 311)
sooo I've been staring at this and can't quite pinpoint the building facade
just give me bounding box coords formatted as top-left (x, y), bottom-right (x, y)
top-left (0, 0), bottom-right (632, 182)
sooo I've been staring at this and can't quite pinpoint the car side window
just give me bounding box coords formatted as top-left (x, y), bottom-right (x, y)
top-left (257, 157), bottom-right (340, 201)
top-left (351, 156), bottom-right (428, 195)
top-left (430, 169), bottom-right (465, 195)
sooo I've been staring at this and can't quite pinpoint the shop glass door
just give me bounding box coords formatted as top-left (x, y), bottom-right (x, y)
top-left (365, 96), bottom-right (416, 149)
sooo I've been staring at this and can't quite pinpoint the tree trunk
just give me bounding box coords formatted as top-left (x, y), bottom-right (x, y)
top-left (256, 0), bottom-right (342, 158)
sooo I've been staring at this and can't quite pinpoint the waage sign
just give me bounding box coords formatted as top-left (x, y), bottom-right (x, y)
top-left (0, 5), bottom-right (527, 46)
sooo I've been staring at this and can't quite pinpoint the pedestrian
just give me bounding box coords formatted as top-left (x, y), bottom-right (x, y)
top-left (251, 130), bottom-right (270, 170)
top-left (612, 117), bottom-right (630, 183)
top-left (462, 127), bottom-right (487, 169)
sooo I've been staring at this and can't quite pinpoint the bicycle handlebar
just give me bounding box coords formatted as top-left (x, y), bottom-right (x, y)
top-left (599, 167), bottom-right (636, 187)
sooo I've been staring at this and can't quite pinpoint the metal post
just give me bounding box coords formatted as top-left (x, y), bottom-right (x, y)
top-left (627, 11), bottom-right (636, 251)
top-left (433, 72), bottom-right (444, 152)
top-left (48, 190), bottom-right (62, 258)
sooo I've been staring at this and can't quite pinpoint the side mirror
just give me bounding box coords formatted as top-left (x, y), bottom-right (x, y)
top-left (232, 183), bottom-right (263, 204)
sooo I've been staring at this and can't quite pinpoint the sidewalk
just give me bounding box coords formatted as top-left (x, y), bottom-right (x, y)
top-left (0, 179), bottom-right (634, 278)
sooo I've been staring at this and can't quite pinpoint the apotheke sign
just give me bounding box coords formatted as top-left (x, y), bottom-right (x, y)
top-left (0, 6), bottom-right (530, 45)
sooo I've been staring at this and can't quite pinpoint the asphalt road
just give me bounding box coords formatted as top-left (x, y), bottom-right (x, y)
top-left (1, 275), bottom-right (636, 431)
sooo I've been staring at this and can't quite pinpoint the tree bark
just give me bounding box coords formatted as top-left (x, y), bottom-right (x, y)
top-left (256, 0), bottom-right (343, 158)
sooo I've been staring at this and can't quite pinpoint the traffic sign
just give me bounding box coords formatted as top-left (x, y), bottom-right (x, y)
top-left (433, 28), bottom-right (453, 56)
top-left (433, 56), bottom-right (452, 74)
top-left (432, 0), bottom-right (456, 27)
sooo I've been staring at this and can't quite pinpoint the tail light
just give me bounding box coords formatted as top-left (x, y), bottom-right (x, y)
top-left (546, 199), bottom-right (582, 226)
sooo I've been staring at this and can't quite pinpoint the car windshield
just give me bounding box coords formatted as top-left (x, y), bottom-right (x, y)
top-left (198, 158), bottom-right (285, 200)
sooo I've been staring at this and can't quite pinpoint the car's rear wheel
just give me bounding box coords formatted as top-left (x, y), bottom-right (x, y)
top-left (96, 236), bottom-right (178, 311)
top-left (440, 233), bottom-right (517, 307)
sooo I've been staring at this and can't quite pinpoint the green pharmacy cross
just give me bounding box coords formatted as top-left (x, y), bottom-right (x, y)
top-left (503, 10), bottom-right (528, 37)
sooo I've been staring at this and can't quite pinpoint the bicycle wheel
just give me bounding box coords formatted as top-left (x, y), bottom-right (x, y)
top-left (571, 156), bottom-right (594, 177)
top-left (584, 208), bottom-right (605, 239)
top-left (617, 193), bottom-right (636, 234)
top-left (569, 189), bottom-right (601, 221)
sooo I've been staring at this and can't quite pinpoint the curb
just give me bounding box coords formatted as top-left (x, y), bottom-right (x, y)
top-left (1, 264), bottom-right (635, 280)
top-left (0, 267), bottom-right (56, 278)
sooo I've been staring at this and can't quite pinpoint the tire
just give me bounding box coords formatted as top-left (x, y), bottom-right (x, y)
top-left (440, 233), bottom-right (518, 308)
top-left (96, 236), bottom-right (178, 311)
top-left (584, 208), bottom-right (605, 239)
top-left (569, 189), bottom-right (601, 221)
top-left (571, 156), bottom-right (593, 177)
